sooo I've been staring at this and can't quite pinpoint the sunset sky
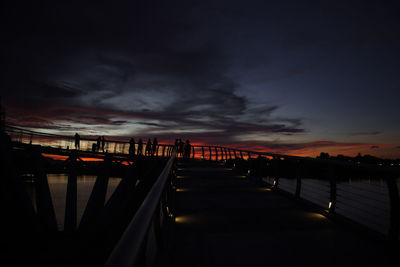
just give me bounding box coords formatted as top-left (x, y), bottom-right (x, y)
top-left (1, 1), bottom-right (400, 158)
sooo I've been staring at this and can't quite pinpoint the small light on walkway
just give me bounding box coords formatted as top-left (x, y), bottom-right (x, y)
top-left (328, 201), bottom-right (335, 212)
top-left (259, 188), bottom-right (272, 192)
top-left (166, 206), bottom-right (172, 217)
top-left (176, 188), bottom-right (191, 192)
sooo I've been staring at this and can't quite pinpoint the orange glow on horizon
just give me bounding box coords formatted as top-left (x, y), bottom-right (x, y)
top-left (42, 153), bottom-right (104, 162)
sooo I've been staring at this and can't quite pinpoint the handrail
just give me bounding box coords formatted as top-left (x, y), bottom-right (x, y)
top-left (5, 125), bottom-right (175, 156)
top-left (6, 125), bottom-right (399, 172)
top-left (106, 152), bottom-right (176, 267)
top-left (5, 125), bottom-right (166, 145)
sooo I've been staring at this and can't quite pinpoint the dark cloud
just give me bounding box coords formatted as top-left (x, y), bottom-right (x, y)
top-left (1, 0), bottom-right (399, 158)
top-left (370, 145), bottom-right (380, 149)
top-left (1, 0), bottom-right (308, 145)
top-left (351, 131), bottom-right (381, 136)
top-left (5, 95), bottom-right (304, 144)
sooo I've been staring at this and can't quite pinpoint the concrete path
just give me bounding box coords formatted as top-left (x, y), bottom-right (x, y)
top-left (164, 159), bottom-right (399, 267)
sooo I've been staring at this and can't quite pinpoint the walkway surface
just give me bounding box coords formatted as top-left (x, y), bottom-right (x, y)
top-left (163, 159), bottom-right (399, 267)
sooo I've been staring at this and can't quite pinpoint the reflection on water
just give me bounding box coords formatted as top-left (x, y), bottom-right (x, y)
top-left (24, 174), bottom-right (121, 231)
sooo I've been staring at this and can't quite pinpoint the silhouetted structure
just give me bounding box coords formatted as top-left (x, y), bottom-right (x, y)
top-left (318, 152), bottom-right (330, 159)
top-left (2, 128), bottom-right (400, 266)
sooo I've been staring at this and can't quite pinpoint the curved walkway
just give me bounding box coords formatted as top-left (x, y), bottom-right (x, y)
top-left (164, 159), bottom-right (399, 267)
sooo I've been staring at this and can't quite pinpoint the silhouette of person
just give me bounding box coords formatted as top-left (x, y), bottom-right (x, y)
top-left (152, 138), bottom-right (158, 156)
top-left (137, 139), bottom-right (143, 156)
top-left (145, 138), bottom-right (152, 156)
top-left (101, 136), bottom-right (105, 152)
top-left (174, 139), bottom-right (179, 154)
top-left (184, 139), bottom-right (191, 158)
top-left (178, 139), bottom-right (184, 157)
top-left (129, 138), bottom-right (135, 158)
top-left (74, 133), bottom-right (80, 150)
top-left (96, 136), bottom-right (101, 152)
top-left (92, 143), bottom-right (97, 152)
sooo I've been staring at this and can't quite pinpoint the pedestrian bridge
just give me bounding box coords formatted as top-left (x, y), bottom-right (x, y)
top-left (1, 126), bottom-right (400, 266)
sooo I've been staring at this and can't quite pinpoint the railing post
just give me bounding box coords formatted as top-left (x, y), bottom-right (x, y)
top-left (220, 147), bottom-right (224, 161)
top-left (162, 145), bottom-right (166, 157)
top-left (295, 177), bottom-right (301, 198)
top-left (65, 157), bottom-right (77, 232)
top-left (295, 163), bottom-right (302, 199)
top-left (248, 152), bottom-right (251, 160)
top-left (240, 151), bottom-right (243, 160)
top-left (209, 146), bottom-right (212, 161)
top-left (79, 156), bottom-right (110, 231)
top-left (192, 146), bottom-right (195, 158)
top-left (228, 149), bottom-right (232, 159)
top-left (215, 147), bottom-right (218, 161)
top-left (273, 177), bottom-right (279, 188)
top-left (387, 177), bottom-right (400, 240)
top-left (202, 147), bottom-right (205, 159)
top-left (33, 152), bottom-right (58, 232)
top-left (233, 150), bottom-right (237, 159)
top-left (329, 168), bottom-right (337, 213)
top-left (122, 143), bottom-right (126, 154)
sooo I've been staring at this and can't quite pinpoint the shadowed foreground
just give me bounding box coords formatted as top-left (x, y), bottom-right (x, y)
top-left (163, 160), bottom-right (399, 267)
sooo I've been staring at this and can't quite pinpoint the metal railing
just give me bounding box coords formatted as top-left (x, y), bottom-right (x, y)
top-left (6, 125), bottom-right (400, 242)
top-left (242, 157), bottom-right (400, 241)
top-left (5, 125), bottom-right (175, 157)
top-left (106, 152), bottom-right (176, 267)
top-left (5, 125), bottom-right (344, 162)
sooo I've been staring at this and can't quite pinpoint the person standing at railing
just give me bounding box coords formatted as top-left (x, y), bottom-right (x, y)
top-left (178, 139), bottom-right (184, 157)
top-left (92, 143), bottom-right (97, 152)
top-left (129, 138), bottom-right (135, 158)
top-left (101, 136), bottom-right (105, 152)
top-left (174, 139), bottom-right (180, 155)
top-left (96, 136), bottom-right (101, 152)
top-left (74, 133), bottom-right (80, 150)
top-left (152, 137), bottom-right (158, 156)
top-left (145, 138), bottom-right (152, 156)
top-left (137, 138), bottom-right (143, 156)
top-left (184, 139), bottom-right (191, 158)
